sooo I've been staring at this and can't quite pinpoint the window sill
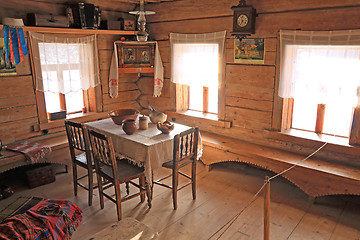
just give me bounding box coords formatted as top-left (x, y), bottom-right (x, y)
top-left (264, 128), bottom-right (360, 156)
top-left (282, 129), bottom-right (352, 146)
top-left (166, 110), bottom-right (231, 128)
top-left (39, 112), bottom-right (109, 131)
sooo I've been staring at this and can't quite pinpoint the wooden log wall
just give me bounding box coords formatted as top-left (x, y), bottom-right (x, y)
top-left (97, 35), bottom-right (141, 112)
top-left (144, 0), bottom-right (360, 161)
top-left (0, 55), bottom-right (38, 144)
top-left (0, 1), bottom-right (141, 145)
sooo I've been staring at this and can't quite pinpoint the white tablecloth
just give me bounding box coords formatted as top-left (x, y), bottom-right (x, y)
top-left (85, 118), bottom-right (197, 186)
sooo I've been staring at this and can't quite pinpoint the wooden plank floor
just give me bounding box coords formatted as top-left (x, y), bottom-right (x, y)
top-left (0, 162), bottom-right (359, 240)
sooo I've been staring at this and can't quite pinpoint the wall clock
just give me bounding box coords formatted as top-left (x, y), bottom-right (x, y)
top-left (231, 0), bottom-right (257, 39)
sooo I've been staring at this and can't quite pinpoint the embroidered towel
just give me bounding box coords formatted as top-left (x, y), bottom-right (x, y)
top-left (153, 42), bottom-right (164, 97)
top-left (109, 41), bottom-right (164, 98)
top-left (3, 25), bottom-right (28, 65)
top-left (109, 48), bottom-right (119, 98)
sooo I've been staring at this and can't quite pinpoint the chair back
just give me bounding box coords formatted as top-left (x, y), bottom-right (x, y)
top-left (173, 127), bottom-right (199, 167)
top-left (65, 120), bottom-right (92, 165)
top-left (88, 130), bottom-right (118, 181)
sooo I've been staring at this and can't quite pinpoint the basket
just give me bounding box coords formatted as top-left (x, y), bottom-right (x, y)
top-left (25, 164), bottom-right (55, 188)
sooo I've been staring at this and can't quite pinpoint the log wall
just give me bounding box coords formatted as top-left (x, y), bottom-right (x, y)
top-left (143, 0), bottom-right (360, 161)
top-left (0, 1), bottom-right (140, 145)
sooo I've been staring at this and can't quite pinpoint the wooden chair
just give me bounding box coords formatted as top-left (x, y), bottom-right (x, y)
top-left (153, 127), bottom-right (199, 209)
top-left (65, 120), bottom-right (96, 206)
top-left (88, 129), bottom-right (152, 221)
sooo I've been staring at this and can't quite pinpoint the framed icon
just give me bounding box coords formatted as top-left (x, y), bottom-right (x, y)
top-left (117, 42), bottom-right (155, 68)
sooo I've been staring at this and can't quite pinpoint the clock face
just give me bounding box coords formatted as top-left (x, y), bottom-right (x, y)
top-left (237, 14), bottom-right (249, 27)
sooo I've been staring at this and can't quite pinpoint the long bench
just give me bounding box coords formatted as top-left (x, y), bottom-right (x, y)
top-left (0, 134), bottom-right (71, 174)
top-left (200, 131), bottom-right (360, 197)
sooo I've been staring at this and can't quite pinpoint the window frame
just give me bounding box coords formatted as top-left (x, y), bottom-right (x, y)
top-left (277, 29), bottom-right (360, 141)
top-left (34, 85), bottom-right (100, 124)
top-left (170, 32), bottom-right (226, 120)
top-left (28, 34), bottom-right (101, 124)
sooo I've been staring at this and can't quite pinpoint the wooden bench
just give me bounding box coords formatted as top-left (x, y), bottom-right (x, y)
top-left (0, 134), bottom-right (71, 174)
top-left (200, 131), bottom-right (360, 197)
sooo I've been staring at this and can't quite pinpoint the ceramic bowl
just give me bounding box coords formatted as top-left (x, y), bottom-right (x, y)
top-left (157, 121), bottom-right (175, 134)
top-left (108, 109), bottom-right (139, 125)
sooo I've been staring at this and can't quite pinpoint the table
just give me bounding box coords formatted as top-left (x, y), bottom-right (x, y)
top-left (85, 118), bottom-right (198, 186)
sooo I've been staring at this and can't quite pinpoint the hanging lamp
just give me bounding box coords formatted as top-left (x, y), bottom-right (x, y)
top-left (129, 0), bottom-right (155, 41)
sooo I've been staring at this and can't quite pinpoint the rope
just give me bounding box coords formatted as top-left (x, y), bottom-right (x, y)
top-left (208, 182), bottom-right (267, 240)
top-left (268, 141), bottom-right (328, 181)
top-left (209, 140), bottom-right (330, 239)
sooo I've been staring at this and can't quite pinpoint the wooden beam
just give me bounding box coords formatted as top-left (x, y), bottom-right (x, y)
top-left (349, 106), bottom-right (360, 146)
top-left (203, 86), bottom-right (208, 113)
top-left (315, 104), bottom-right (326, 134)
top-left (59, 93), bottom-right (66, 112)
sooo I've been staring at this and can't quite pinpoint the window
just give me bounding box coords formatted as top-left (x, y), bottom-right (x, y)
top-left (279, 30), bottom-right (360, 138)
top-left (170, 31), bottom-right (226, 116)
top-left (39, 42), bottom-right (85, 114)
top-left (173, 43), bottom-right (219, 113)
top-left (29, 33), bottom-right (100, 122)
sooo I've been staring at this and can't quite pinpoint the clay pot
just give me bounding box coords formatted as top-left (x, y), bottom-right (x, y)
top-left (122, 119), bottom-right (136, 135)
top-left (148, 106), bottom-right (167, 124)
top-left (139, 116), bottom-right (149, 130)
top-left (157, 121), bottom-right (175, 134)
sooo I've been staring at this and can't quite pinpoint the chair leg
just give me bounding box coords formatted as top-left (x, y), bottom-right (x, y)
top-left (126, 182), bottom-right (130, 195)
top-left (139, 177), bottom-right (145, 203)
top-left (145, 181), bottom-right (152, 208)
top-left (72, 163), bottom-right (78, 196)
top-left (96, 173), bottom-right (105, 209)
top-left (88, 167), bottom-right (94, 206)
top-left (151, 171), bottom-right (154, 200)
top-left (192, 161), bottom-right (196, 200)
top-left (172, 167), bottom-right (179, 210)
top-left (114, 183), bottom-right (122, 221)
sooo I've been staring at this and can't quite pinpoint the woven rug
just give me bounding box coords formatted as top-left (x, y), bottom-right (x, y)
top-left (0, 196), bottom-right (43, 222)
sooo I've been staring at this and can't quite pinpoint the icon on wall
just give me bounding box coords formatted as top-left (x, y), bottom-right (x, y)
top-left (234, 38), bottom-right (264, 64)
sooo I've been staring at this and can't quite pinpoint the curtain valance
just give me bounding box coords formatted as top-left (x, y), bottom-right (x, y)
top-left (29, 32), bottom-right (100, 94)
top-left (279, 29), bottom-right (360, 102)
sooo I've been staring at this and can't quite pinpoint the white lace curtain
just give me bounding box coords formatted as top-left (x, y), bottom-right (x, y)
top-left (29, 32), bottom-right (100, 94)
top-left (279, 29), bottom-right (360, 104)
top-left (170, 31), bottom-right (226, 87)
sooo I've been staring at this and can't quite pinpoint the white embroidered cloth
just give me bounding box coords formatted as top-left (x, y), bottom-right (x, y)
top-left (109, 41), bottom-right (164, 98)
top-left (85, 118), bottom-right (201, 186)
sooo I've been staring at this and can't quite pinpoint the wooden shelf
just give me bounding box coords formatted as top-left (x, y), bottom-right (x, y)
top-left (118, 67), bottom-right (154, 74)
top-left (0, 25), bottom-right (136, 35)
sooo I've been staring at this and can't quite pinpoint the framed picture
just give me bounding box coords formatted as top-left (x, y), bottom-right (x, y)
top-left (234, 38), bottom-right (265, 64)
top-left (116, 42), bottom-right (155, 68)
top-left (0, 38), bottom-right (16, 76)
